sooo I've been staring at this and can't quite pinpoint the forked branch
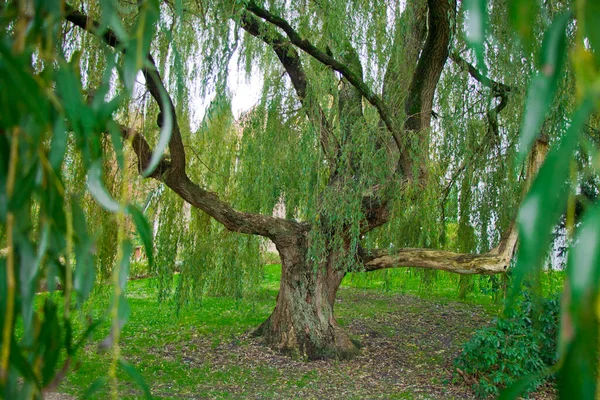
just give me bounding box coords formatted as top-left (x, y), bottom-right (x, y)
top-left (244, 1), bottom-right (400, 147)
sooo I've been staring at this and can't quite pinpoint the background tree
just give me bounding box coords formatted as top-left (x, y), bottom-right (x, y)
top-left (58, 0), bottom-right (583, 360)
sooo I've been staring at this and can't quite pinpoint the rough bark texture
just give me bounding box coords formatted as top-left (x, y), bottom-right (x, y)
top-left (255, 234), bottom-right (358, 360)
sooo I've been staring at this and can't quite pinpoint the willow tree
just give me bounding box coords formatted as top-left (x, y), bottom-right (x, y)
top-left (62, 0), bottom-right (572, 359)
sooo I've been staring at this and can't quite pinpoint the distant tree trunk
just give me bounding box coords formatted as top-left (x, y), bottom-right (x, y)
top-left (254, 234), bottom-right (358, 360)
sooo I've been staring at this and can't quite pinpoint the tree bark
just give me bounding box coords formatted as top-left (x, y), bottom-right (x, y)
top-left (255, 234), bottom-right (358, 360)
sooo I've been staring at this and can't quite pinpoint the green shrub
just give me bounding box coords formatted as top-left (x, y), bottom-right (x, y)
top-left (453, 291), bottom-right (560, 398)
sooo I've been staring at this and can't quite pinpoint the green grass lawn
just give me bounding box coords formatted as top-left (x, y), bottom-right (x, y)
top-left (50, 266), bottom-right (564, 399)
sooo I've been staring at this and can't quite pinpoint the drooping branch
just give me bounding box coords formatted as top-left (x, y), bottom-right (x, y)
top-left (362, 136), bottom-right (549, 275)
top-left (64, 4), bottom-right (186, 172)
top-left (244, 1), bottom-right (401, 149)
top-left (239, 11), bottom-right (339, 163)
top-left (66, 6), bottom-right (306, 242)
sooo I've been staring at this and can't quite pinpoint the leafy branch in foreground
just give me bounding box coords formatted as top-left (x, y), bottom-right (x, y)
top-left (0, 2), bottom-right (160, 398)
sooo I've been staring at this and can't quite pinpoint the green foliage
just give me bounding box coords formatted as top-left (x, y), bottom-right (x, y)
top-left (453, 291), bottom-right (560, 398)
top-left (0, 1), bottom-right (161, 398)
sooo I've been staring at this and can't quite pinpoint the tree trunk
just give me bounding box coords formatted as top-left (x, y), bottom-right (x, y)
top-left (255, 235), bottom-right (359, 360)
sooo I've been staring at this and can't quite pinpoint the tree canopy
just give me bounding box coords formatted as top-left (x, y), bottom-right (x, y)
top-left (1, 0), bottom-right (600, 398)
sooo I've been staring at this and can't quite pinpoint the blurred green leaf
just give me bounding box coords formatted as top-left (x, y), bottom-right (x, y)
top-left (87, 160), bottom-right (121, 213)
top-left (512, 97), bottom-right (595, 300)
top-left (119, 240), bottom-right (133, 291)
top-left (81, 376), bottom-right (109, 399)
top-left (517, 11), bottom-right (570, 164)
top-left (508, 0), bottom-right (539, 46)
top-left (462, 0), bottom-right (487, 71)
top-left (38, 300), bottom-right (61, 386)
top-left (141, 66), bottom-right (173, 178)
top-left (123, 0), bottom-right (159, 91)
top-left (558, 203), bottom-right (600, 399)
top-left (583, 1), bottom-right (600, 66)
top-left (127, 205), bottom-right (154, 266)
top-left (119, 359), bottom-right (153, 399)
top-left (72, 201), bottom-right (95, 303)
top-left (49, 118), bottom-right (68, 170)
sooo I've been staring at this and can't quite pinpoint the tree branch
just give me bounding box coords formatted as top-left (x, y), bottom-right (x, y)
top-left (362, 136), bottom-right (549, 275)
top-left (64, 4), bottom-right (187, 172)
top-left (244, 1), bottom-right (401, 149)
top-left (239, 11), bottom-right (339, 164)
top-left (449, 52), bottom-right (512, 95)
top-left (66, 6), bottom-right (306, 242)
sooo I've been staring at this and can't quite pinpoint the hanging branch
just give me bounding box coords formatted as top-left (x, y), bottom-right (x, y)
top-left (244, 1), bottom-right (401, 149)
top-left (240, 11), bottom-right (340, 163)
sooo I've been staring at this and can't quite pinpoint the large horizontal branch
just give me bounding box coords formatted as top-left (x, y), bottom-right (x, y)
top-left (119, 125), bottom-right (306, 241)
top-left (244, 1), bottom-right (401, 149)
top-left (64, 4), bottom-right (187, 172)
top-left (239, 11), bottom-right (339, 163)
top-left (362, 136), bottom-right (549, 275)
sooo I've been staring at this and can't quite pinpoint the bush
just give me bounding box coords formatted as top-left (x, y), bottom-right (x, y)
top-left (453, 291), bottom-right (560, 398)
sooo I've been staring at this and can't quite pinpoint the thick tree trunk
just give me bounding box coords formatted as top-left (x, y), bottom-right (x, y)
top-left (255, 236), bottom-right (359, 360)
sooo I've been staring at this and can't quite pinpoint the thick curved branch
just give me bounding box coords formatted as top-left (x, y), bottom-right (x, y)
top-left (244, 1), bottom-right (401, 149)
top-left (67, 6), bottom-right (305, 242)
top-left (64, 5), bottom-right (186, 172)
top-left (362, 137), bottom-right (549, 275)
top-left (240, 11), bottom-right (339, 163)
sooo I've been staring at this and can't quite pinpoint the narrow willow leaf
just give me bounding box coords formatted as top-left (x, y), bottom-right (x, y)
top-left (118, 293), bottom-right (131, 327)
top-left (508, 0), bottom-right (539, 46)
top-left (123, 0), bottom-right (160, 91)
top-left (462, 0), bottom-right (487, 70)
top-left (583, 1), bottom-right (600, 66)
top-left (511, 97), bottom-right (595, 299)
top-left (72, 201), bottom-right (95, 303)
top-left (119, 359), bottom-right (153, 400)
top-left (99, 0), bottom-right (129, 42)
top-left (49, 118), bottom-right (68, 170)
top-left (18, 235), bottom-right (40, 334)
top-left (558, 204), bottom-right (600, 399)
top-left (498, 372), bottom-right (544, 400)
top-left (517, 12), bottom-right (570, 164)
top-left (142, 66), bottom-right (172, 177)
top-left (87, 160), bottom-right (121, 213)
top-left (108, 120), bottom-right (125, 170)
top-left (119, 240), bottom-right (133, 291)
top-left (81, 376), bottom-right (109, 399)
top-left (126, 205), bottom-right (154, 266)
top-left (39, 300), bottom-right (61, 386)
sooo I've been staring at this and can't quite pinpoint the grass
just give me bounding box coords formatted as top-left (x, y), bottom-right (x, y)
top-left (50, 265), bottom-right (564, 399)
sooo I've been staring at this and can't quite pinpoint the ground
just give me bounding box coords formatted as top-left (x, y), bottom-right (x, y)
top-left (46, 267), bottom-right (559, 399)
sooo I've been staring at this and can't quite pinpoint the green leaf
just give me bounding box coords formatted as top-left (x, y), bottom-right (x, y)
top-left (81, 376), bottom-right (109, 399)
top-left (462, 0), bottom-right (487, 71)
top-left (583, 1), bottom-right (600, 67)
top-left (511, 97), bottom-right (595, 300)
top-left (508, 0), bottom-right (539, 46)
top-left (141, 66), bottom-right (173, 177)
top-left (119, 240), bottom-right (133, 291)
top-left (517, 11), bottom-right (570, 164)
top-left (558, 204), bottom-right (600, 399)
top-left (38, 299), bottom-right (61, 386)
top-left (119, 359), bottom-right (153, 399)
top-left (72, 200), bottom-right (95, 303)
top-left (87, 160), bottom-right (121, 213)
top-left (108, 120), bottom-right (125, 170)
top-left (49, 118), bottom-right (68, 170)
top-left (126, 205), bottom-right (154, 266)
top-left (123, 0), bottom-right (160, 91)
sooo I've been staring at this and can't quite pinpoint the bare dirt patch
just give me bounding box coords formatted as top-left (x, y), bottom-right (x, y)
top-left (148, 291), bottom-right (496, 399)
